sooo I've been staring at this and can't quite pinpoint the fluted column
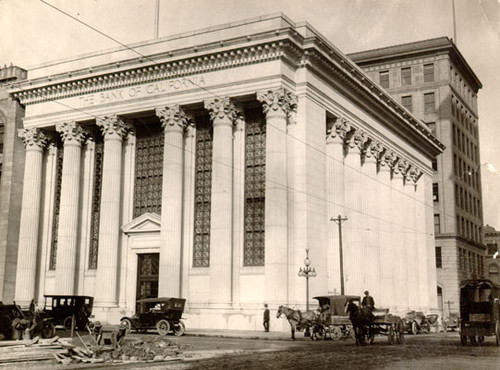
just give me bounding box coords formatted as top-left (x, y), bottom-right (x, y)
top-left (404, 166), bottom-right (419, 309)
top-left (378, 149), bottom-right (395, 309)
top-left (95, 115), bottom-right (130, 306)
top-left (413, 169), bottom-right (428, 310)
top-left (343, 126), bottom-right (367, 294)
top-left (54, 122), bottom-right (86, 294)
top-left (14, 128), bottom-right (48, 305)
top-left (257, 88), bottom-right (297, 305)
top-left (204, 97), bottom-right (239, 305)
top-left (155, 105), bottom-right (192, 298)
top-left (325, 118), bottom-right (348, 293)
top-left (363, 141), bottom-right (382, 300)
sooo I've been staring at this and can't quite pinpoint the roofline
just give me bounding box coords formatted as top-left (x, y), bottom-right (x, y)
top-left (347, 36), bottom-right (482, 91)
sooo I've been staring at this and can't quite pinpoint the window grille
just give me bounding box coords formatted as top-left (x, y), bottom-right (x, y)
top-left (133, 125), bottom-right (163, 218)
top-left (401, 67), bottom-right (411, 86)
top-left (88, 140), bottom-right (103, 270)
top-left (244, 109), bottom-right (266, 266)
top-left (49, 148), bottom-right (63, 270)
top-left (435, 246), bottom-right (442, 268)
top-left (379, 70), bottom-right (389, 88)
top-left (424, 92), bottom-right (435, 113)
top-left (401, 95), bottom-right (412, 112)
top-left (193, 117), bottom-right (212, 267)
top-left (423, 63), bottom-right (434, 83)
top-left (434, 214), bottom-right (440, 235)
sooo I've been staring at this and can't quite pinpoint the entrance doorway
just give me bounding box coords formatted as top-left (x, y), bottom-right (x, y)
top-left (136, 253), bottom-right (159, 312)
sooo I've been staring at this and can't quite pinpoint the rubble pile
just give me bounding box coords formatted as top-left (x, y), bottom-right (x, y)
top-left (53, 336), bottom-right (186, 365)
top-left (0, 336), bottom-right (66, 364)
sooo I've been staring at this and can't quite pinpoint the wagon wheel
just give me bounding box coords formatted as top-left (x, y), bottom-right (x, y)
top-left (411, 321), bottom-right (418, 335)
top-left (120, 318), bottom-right (133, 334)
top-left (63, 316), bottom-right (74, 331)
top-left (387, 324), bottom-right (395, 345)
top-left (346, 325), bottom-right (356, 340)
top-left (495, 320), bottom-right (500, 346)
top-left (396, 321), bottom-right (405, 344)
top-left (330, 326), bottom-right (342, 341)
top-left (173, 320), bottom-right (185, 336)
top-left (41, 322), bottom-right (56, 339)
top-left (156, 319), bottom-right (170, 336)
top-left (460, 334), bottom-right (467, 346)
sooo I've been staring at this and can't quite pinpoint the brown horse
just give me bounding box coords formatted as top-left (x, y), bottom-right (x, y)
top-left (276, 305), bottom-right (318, 340)
top-left (344, 300), bottom-right (374, 345)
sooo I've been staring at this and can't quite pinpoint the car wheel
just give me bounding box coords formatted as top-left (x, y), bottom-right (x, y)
top-left (156, 319), bottom-right (170, 336)
top-left (411, 321), bottom-right (418, 335)
top-left (330, 326), bottom-right (342, 341)
top-left (495, 320), bottom-right (500, 346)
top-left (41, 322), bottom-right (56, 339)
top-left (388, 324), bottom-right (395, 345)
top-left (120, 319), bottom-right (133, 334)
top-left (64, 316), bottom-right (74, 331)
top-left (173, 320), bottom-right (185, 336)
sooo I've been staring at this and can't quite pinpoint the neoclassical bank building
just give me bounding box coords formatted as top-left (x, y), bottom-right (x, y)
top-left (11, 14), bottom-right (444, 330)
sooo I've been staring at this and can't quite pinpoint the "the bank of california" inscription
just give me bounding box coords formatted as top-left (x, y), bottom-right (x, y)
top-left (78, 75), bottom-right (206, 105)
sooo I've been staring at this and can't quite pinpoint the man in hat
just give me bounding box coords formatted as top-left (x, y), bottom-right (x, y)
top-left (361, 290), bottom-right (375, 311)
top-left (263, 304), bottom-right (270, 332)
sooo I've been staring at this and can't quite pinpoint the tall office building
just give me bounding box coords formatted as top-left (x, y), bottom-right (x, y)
top-left (349, 37), bottom-right (485, 318)
top-left (483, 224), bottom-right (500, 285)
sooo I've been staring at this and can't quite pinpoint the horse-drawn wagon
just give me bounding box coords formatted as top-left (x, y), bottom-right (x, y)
top-left (312, 295), bottom-right (357, 340)
top-left (345, 297), bottom-right (405, 345)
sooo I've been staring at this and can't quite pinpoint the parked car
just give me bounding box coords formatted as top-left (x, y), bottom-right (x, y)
top-left (0, 302), bottom-right (56, 339)
top-left (443, 313), bottom-right (459, 332)
top-left (120, 297), bottom-right (186, 336)
top-left (426, 314), bottom-right (440, 332)
top-left (403, 311), bottom-right (430, 334)
top-left (41, 295), bottom-right (94, 330)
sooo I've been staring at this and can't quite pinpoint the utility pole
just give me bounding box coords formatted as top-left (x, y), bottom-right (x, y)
top-left (331, 215), bottom-right (348, 295)
top-left (154, 0), bottom-right (160, 39)
top-left (446, 300), bottom-right (454, 317)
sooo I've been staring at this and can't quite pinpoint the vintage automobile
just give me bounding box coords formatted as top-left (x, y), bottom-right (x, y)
top-left (41, 295), bottom-right (94, 331)
top-left (402, 311), bottom-right (430, 334)
top-left (120, 297), bottom-right (186, 336)
top-left (459, 279), bottom-right (500, 346)
top-left (443, 312), bottom-right (460, 332)
top-left (0, 302), bottom-right (56, 339)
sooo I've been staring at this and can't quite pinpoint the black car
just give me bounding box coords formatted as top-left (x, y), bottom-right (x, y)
top-left (41, 295), bottom-right (94, 330)
top-left (120, 297), bottom-right (186, 336)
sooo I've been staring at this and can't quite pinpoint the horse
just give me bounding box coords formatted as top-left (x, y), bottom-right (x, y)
top-left (344, 300), bottom-right (375, 345)
top-left (276, 305), bottom-right (318, 340)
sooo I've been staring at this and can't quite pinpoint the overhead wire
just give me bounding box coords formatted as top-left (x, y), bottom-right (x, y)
top-left (9, 0), bottom-right (481, 241)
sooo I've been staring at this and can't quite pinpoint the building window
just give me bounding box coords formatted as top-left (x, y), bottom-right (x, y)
top-left (49, 147), bottom-right (64, 270)
top-left (433, 183), bottom-right (439, 202)
top-left (487, 243), bottom-right (498, 255)
top-left (88, 139), bottom-right (104, 270)
top-left (432, 159), bottom-right (438, 171)
top-left (401, 67), bottom-right (411, 86)
top-left (424, 92), bottom-right (435, 113)
top-left (489, 264), bottom-right (498, 275)
top-left (193, 117), bottom-right (213, 268)
top-left (244, 109), bottom-right (266, 266)
top-left (401, 95), bottom-right (412, 112)
top-left (434, 214), bottom-right (440, 235)
top-left (134, 125), bottom-right (163, 217)
top-left (423, 63), bottom-right (434, 83)
top-left (379, 70), bottom-right (389, 88)
top-left (435, 246), bottom-right (442, 268)
top-left (0, 122), bottom-right (4, 154)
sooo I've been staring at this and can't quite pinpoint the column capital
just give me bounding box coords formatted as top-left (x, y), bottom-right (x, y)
top-left (56, 121), bottom-right (87, 145)
top-left (364, 139), bottom-right (384, 162)
top-left (326, 117), bottom-right (352, 143)
top-left (409, 166), bottom-right (423, 183)
top-left (155, 104), bottom-right (194, 132)
top-left (18, 127), bottom-right (49, 150)
top-left (346, 126), bottom-right (367, 151)
top-left (256, 88), bottom-right (297, 119)
top-left (381, 150), bottom-right (398, 170)
top-left (204, 97), bottom-right (240, 126)
top-left (397, 158), bottom-right (410, 177)
top-left (96, 115), bottom-right (131, 139)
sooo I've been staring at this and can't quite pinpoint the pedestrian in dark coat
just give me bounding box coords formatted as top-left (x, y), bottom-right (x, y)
top-left (361, 290), bottom-right (375, 311)
top-left (263, 304), bottom-right (270, 332)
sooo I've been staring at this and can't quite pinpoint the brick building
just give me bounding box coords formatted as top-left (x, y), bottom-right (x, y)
top-left (0, 64), bottom-right (27, 302)
top-left (349, 37), bottom-right (485, 319)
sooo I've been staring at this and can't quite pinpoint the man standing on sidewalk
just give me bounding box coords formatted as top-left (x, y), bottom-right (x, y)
top-left (263, 304), bottom-right (270, 332)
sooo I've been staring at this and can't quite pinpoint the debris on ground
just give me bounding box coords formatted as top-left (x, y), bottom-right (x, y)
top-left (53, 335), bottom-right (186, 364)
top-left (0, 336), bottom-right (66, 364)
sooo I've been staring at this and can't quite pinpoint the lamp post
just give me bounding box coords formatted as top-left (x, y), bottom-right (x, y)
top-left (298, 248), bottom-right (317, 312)
top-left (298, 248), bottom-right (316, 337)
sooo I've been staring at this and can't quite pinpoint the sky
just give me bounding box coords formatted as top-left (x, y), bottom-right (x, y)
top-left (1, 0), bottom-right (500, 226)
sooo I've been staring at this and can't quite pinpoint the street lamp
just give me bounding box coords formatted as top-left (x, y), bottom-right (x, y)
top-left (298, 248), bottom-right (317, 312)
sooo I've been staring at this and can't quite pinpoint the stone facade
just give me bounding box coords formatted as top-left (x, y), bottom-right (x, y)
top-left (483, 224), bottom-right (500, 285)
top-left (0, 65), bottom-right (27, 302)
top-left (349, 37), bottom-right (485, 320)
top-left (10, 14), bottom-right (443, 330)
